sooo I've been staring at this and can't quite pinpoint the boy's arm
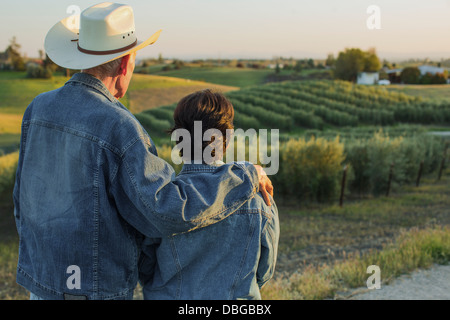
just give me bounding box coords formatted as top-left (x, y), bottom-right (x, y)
top-left (138, 237), bottom-right (161, 287)
top-left (257, 199), bottom-right (280, 289)
top-left (110, 136), bottom-right (261, 237)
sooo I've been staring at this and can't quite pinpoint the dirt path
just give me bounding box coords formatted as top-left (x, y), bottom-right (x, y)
top-left (337, 264), bottom-right (450, 300)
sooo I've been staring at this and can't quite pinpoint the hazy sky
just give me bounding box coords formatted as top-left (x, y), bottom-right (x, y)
top-left (1, 0), bottom-right (449, 61)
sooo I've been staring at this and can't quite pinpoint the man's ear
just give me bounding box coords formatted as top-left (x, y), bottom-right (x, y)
top-left (118, 55), bottom-right (131, 76)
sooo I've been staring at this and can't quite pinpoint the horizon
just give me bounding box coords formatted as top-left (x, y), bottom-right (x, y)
top-left (1, 0), bottom-right (450, 62)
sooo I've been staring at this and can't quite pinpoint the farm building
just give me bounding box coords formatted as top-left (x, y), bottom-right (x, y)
top-left (356, 72), bottom-right (379, 85)
top-left (385, 65), bottom-right (449, 84)
top-left (385, 68), bottom-right (403, 84)
top-left (417, 65), bottom-right (445, 76)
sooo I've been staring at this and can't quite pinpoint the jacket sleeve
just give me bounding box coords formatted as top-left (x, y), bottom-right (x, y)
top-left (13, 108), bottom-right (32, 234)
top-left (110, 136), bottom-right (259, 237)
top-left (138, 237), bottom-right (161, 286)
top-left (257, 198), bottom-right (280, 289)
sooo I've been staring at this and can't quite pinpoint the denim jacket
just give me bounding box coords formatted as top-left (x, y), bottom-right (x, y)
top-left (138, 163), bottom-right (279, 300)
top-left (13, 73), bottom-right (259, 300)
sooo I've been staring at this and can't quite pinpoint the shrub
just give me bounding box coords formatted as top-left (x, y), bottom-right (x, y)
top-left (26, 64), bottom-right (52, 79)
top-left (356, 131), bottom-right (404, 196)
top-left (420, 72), bottom-right (448, 85)
top-left (233, 113), bottom-right (262, 130)
top-left (401, 67), bottom-right (420, 84)
top-left (157, 144), bottom-right (183, 174)
top-left (134, 113), bottom-right (172, 137)
top-left (143, 108), bottom-right (174, 124)
top-left (344, 131), bottom-right (445, 196)
top-left (344, 140), bottom-right (371, 195)
top-left (275, 136), bottom-right (345, 202)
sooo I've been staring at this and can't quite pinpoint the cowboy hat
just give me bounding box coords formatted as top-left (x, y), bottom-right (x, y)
top-left (44, 2), bottom-right (162, 70)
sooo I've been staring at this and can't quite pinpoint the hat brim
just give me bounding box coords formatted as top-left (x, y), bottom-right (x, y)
top-left (44, 16), bottom-right (161, 70)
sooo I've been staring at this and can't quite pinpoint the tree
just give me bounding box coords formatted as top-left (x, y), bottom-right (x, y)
top-left (325, 53), bottom-right (335, 67)
top-left (43, 54), bottom-right (59, 73)
top-left (294, 60), bottom-right (302, 73)
top-left (420, 72), bottom-right (447, 85)
top-left (173, 59), bottom-right (184, 70)
top-left (364, 48), bottom-right (381, 72)
top-left (400, 67), bottom-right (420, 84)
top-left (6, 36), bottom-right (25, 71)
top-left (275, 63), bottom-right (280, 74)
top-left (334, 48), bottom-right (381, 82)
top-left (334, 48), bottom-right (366, 82)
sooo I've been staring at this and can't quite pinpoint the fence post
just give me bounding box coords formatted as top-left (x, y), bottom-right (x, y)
top-left (339, 165), bottom-right (348, 207)
top-left (416, 160), bottom-right (424, 187)
top-left (437, 143), bottom-right (449, 181)
top-left (386, 162), bottom-right (394, 197)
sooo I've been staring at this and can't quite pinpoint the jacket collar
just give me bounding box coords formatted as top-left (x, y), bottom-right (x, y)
top-left (66, 73), bottom-right (116, 103)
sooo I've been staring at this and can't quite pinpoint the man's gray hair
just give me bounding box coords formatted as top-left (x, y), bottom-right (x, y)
top-left (82, 58), bottom-right (123, 79)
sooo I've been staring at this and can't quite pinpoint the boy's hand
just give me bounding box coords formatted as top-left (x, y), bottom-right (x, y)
top-left (254, 165), bottom-right (274, 206)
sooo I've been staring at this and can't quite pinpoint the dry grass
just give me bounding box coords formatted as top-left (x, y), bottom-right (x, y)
top-left (261, 170), bottom-right (450, 300)
top-left (127, 74), bottom-right (238, 113)
top-left (262, 226), bottom-right (450, 300)
top-left (0, 114), bottom-right (22, 135)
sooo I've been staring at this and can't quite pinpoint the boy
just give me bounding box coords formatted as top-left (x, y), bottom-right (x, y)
top-left (138, 90), bottom-right (279, 299)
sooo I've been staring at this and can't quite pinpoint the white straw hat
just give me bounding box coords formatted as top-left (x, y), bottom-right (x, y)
top-left (44, 2), bottom-right (162, 70)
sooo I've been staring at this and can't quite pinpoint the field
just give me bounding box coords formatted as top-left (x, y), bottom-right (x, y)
top-left (136, 79), bottom-right (450, 137)
top-left (127, 73), bottom-right (238, 113)
top-left (0, 66), bottom-right (449, 300)
top-left (136, 65), bottom-right (274, 87)
top-left (0, 71), bottom-right (238, 154)
top-left (387, 84), bottom-right (450, 103)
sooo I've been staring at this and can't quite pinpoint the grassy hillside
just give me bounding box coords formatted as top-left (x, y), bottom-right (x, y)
top-left (0, 71), bottom-right (238, 153)
top-left (139, 66), bottom-right (273, 87)
top-left (387, 84), bottom-right (450, 103)
top-left (127, 74), bottom-right (238, 113)
top-left (0, 71), bottom-right (67, 115)
top-left (0, 71), bottom-right (69, 154)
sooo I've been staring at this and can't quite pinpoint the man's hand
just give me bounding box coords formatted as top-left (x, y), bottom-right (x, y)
top-left (254, 165), bottom-right (274, 206)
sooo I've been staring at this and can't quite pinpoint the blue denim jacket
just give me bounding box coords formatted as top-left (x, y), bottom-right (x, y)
top-left (138, 163), bottom-right (279, 300)
top-left (13, 73), bottom-right (259, 300)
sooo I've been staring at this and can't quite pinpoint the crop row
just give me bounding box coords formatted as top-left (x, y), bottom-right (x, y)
top-left (136, 80), bottom-right (450, 135)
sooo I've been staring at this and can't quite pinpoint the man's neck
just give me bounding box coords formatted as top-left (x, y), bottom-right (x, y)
top-left (82, 71), bottom-right (119, 98)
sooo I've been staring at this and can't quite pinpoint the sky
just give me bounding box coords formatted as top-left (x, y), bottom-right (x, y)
top-left (1, 0), bottom-right (449, 61)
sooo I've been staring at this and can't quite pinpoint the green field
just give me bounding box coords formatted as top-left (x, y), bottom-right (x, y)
top-left (387, 84), bottom-right (450, 103)
top-left (138, 66), bottom-right (273, 87)
top-left (127, 73), bottom-right (237, 113)
top-left (0, 70), bottom-right (238, 152)
top-left (137, 79), bottom-right (450, 141)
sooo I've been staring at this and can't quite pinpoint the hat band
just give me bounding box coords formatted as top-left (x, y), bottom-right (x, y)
top-left (77, 39), bottom-right (138, 55)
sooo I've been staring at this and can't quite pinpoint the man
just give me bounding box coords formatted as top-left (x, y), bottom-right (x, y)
top-left (13, 2), bottom-right (273, 300)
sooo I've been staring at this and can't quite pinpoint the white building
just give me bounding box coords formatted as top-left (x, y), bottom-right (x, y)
top-left (357, 72), bottom-right (379, 85)
top-left (417, 65), bottom-right (445, 76)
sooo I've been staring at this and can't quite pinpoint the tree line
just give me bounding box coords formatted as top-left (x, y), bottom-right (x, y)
top-left (1, 37), bottom-right (66, 79)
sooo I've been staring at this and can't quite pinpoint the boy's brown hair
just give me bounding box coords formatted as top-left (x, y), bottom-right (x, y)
top-left (169, 89), bottom-right (234, 161)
